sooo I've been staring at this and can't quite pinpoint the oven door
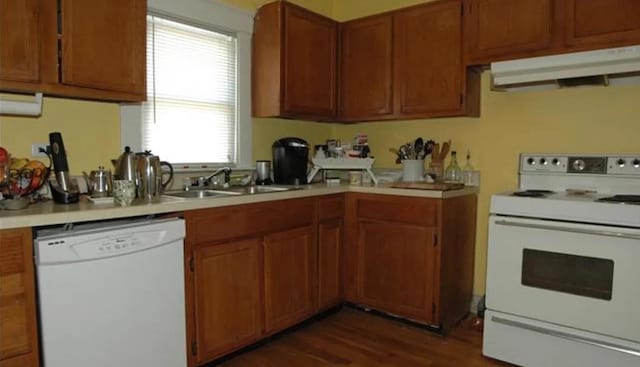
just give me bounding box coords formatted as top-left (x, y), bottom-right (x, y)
top-left (486, 215), bottom-right (640, 342)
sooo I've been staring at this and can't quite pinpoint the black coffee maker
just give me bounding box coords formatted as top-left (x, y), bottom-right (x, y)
top-left (272, 137), bottom-right (309, 185)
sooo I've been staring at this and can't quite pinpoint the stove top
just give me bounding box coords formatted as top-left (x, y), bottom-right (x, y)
top-left (597, 195), bottom-right (640, 205)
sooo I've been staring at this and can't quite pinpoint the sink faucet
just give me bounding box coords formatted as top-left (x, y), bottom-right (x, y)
top-left (203, 167), bottom-right (232, 187)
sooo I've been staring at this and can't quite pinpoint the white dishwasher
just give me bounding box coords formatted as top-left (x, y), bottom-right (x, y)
top-left (34, 217), bottom-right (187, 367)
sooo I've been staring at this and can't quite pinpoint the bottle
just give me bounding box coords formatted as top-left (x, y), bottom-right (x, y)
top-left (444, 151), bottom-right (463, 183)
top-left (463, 150), bottom-right (474, 186)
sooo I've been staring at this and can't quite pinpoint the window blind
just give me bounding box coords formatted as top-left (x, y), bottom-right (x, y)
top-left (143, 15), bottom-right (238, 165)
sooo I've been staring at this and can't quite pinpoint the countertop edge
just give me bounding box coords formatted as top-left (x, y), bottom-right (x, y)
top-left (0, 184), bottom-right (478, 230)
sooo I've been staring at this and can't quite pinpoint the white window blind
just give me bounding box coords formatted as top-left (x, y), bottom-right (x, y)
top-left (144, 15), bottom-right (238, 165)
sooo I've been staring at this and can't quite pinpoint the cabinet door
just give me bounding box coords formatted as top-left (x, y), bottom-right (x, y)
top-left (339, 15), bottom-right (393, 121)
top-left (394, 0), bottom-right (463, 117)
top-left (465, 0), bottom-right (555, 63)
top-left (192, 239), bottom-right (261, 364)
top-left (0, 228), bottom-right (39, 367)
top-left (282, 4), bottom-right (337, 119)
top-left (60, 0), bottom-right (145, 95)
top-left (356, 220), bottom-right (436, 324)
top-left (564, 0), bottom-right (640, 49)
top-left (0, 0), bottom-right (39, 83)
top-left (318, 218), bottom-right (342, 310)
top-left (263, 226), bottom-right (315, 334)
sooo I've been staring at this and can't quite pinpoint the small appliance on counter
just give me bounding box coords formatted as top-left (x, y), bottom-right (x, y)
top-left (272, 137), bottom-right (309, 185)
top-left (48, 132), bottom-right (79, 204)
top-left (255, 160), bottom-right (272, 185)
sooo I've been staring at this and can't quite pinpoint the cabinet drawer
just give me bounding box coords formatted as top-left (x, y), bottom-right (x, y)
top-left (318, 195), bottom-right (344, 221)
top-left (354, 194), bottom-right (438, 226)
top-left (187, 198), bottom-right (315, 244)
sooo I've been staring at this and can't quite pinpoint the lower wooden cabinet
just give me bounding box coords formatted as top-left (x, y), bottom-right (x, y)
top-left (318, 218), bottom-right (342, 310)
top-left (263, 226), bottom-right (315, 334)
top-left (344, 193), bottom-right (477, 333)
top-left (191, 238), bottom-right (261, 364)
top-left (0, 228), bottom-right (39, 367)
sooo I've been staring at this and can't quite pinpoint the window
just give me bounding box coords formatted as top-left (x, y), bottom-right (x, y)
top-left (121, 1), bottom-right (253, 169)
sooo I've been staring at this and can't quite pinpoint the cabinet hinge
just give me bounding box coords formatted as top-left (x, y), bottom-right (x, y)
top-left (189, 257), bottom-right (194, 272)
top-left (191, 341), bottom-right (198, 356)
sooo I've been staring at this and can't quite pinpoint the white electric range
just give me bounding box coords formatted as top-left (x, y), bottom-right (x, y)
top-left (484, 153), bottom-right (640, 367)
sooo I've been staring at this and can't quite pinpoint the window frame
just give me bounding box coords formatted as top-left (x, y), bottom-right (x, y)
top-left (120, 0), bottom-right (254, 170)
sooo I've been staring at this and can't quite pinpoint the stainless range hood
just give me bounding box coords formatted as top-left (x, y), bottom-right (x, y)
top-left (490, 45), bottom-right (640, 91)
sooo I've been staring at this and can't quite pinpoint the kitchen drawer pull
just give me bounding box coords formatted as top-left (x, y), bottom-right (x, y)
top-left (494, 220), bottom-right (640, 240)
top-left (492, 316), bottom-right (640, 357)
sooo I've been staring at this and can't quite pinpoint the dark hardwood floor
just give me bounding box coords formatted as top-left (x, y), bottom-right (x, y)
top-left (219, 308), bottom-right (514, 366)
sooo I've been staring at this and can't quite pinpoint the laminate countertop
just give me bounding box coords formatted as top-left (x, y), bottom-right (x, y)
top-left (0, 183), bottom-right (478, 230)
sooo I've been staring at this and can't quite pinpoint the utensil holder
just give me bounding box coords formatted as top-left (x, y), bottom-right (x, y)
top-left (428, 161), bottom-right (444, 182)
top-left (402, 159), bottom-right (424, 182)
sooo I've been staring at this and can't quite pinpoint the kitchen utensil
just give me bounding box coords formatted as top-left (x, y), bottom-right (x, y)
top-left (414, 138), bottom-right (424, 159)
top-left (440, 140), bottom-right (451, 161)
top-left (432, 143), bottom-right (440, 161)
top-left (48, 132), bottom-right (80, 204)
top-left (112, 146), bottom-right (138, 181)
top-left (83, 166), bottom-right (112, 198)
top-left (135, 152), bottom-right (173, 202)
top-left (255, 160), bottom-right (272, 185)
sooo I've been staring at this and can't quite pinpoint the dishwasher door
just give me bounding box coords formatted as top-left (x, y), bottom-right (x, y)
top-left (34, 218), bottom-right (187, 367)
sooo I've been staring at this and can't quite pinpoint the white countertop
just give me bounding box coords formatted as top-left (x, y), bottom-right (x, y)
top-left (0, 183), bottom-right (478, 230)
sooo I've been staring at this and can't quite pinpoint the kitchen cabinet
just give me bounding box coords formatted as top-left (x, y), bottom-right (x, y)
top-left (184, 197), bottom-right (316, 366)
top-left (0, 0), bottom-right (40, 83)
top-left (564, 0), bottom-right (640, 49)
top-left (344, 193), bottom-right (477, 333)
top-left (263, 226), bottom-right (315, 334)
top-left (0, 0), bottom-right (145, 102)
top-left (253, 1), bottom-right (338, 121)
top-left (465, 0), bottom-right (640, 65)
top-left (190, 239), bottom-right (261, 364)
top-left (339, 0), bottom-right (479, 122)
top-left (317, 195), bottom-right (344, 310)
top-left (339, 14), bottom-right (394, 121)
top-left (0, 228), bottom-right (39, 367)
top-left (464, 0), bottom-right (557, 64)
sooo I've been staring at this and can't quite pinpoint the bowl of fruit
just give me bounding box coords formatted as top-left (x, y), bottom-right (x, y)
top-left (0, 147), bottom-right (51, 209)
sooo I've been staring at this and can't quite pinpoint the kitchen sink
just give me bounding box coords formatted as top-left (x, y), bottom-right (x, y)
top-left (163, 186), bottom-right (300, 199)
top-left (163, 189), bottom-right (242, 199)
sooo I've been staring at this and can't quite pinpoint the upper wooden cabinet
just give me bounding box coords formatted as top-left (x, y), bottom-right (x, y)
top-left (0, 228), bottom-right (40, 367)
top-left (253, 1), bottom-right (338, 121)
top-left (0, 0), bottom-right (40, 83)
top-left (0, 0), bottom-right (146, 102)
top-left (339, 14), bottom-right (394, 121)
top-left (464, 0), bottom-right (556, 64)
top-left (465, 0), bottom-right (640, 64)
top-left (564, 0), bottom-right (640, 49)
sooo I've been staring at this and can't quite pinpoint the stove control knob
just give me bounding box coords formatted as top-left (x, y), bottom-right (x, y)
top-left (552, 158), bottom-right (560, 166)
top-left (539, 158), bottom-right (548, 165)
top-left (617, 158), bottom-right (626, 167)
top-left (633, 159), bottom-right (640, 168)
top-left (527, 157), bottom-right (536, 165)
top-left (572, 159), bottom-right (586, 171)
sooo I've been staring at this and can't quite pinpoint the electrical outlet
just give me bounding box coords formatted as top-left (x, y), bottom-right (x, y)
top-left (31, 143), bottom-right (49, 157)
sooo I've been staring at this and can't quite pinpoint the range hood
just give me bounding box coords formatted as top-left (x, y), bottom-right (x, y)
top-left (490, 45), bottom-right (640, 91)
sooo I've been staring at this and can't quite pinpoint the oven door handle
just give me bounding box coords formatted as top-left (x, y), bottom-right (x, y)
top-left (494, 220), bottom-right (640, 240)
top-left (492, 316), bottom-right (640, 357)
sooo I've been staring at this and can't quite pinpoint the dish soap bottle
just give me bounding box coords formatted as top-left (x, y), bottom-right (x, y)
top-left (444, 151), bottom-right (463, 183)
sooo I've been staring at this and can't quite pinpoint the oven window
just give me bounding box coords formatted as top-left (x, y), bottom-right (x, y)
top-left (521, 249), bottom-right (614, 300)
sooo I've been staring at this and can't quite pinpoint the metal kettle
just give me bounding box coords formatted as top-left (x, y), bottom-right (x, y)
top-left (82, 166), bottom-right (112, 198)
top-left (135, 151), bottom-right (173, 202)
top-left (111, 146), bottom-right (138, 181)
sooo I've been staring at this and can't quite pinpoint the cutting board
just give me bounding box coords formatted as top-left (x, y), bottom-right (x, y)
top-left (391, 182), bottom-right (465, 191)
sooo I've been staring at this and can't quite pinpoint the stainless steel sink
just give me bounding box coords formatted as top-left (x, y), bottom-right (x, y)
top-left (163, 189), bottom-right (242, 199)
top-left (163, 186), bottom-right (299, 199)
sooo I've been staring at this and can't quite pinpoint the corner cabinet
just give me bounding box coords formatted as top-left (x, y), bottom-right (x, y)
top-left (339, 0), bottom-right (479, 122)
top-left (253, 1), bottom-right (338, 121)
top-left (344, 193), bottom-right (477, 333)
top-left (0, 228), bottom-right (40, 367)
top-left (564, 0), bottom-right (640, 49)
top-left (0, 0), bottom-right (146, 102)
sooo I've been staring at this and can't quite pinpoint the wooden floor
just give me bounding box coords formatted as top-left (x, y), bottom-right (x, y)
top-left (219, 308), bottom-right (514, 367)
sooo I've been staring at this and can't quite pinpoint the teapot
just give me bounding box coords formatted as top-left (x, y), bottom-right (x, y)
top-left (83, 166), bottom-right (112, 198)
top-left (135, 151), bottom-right (173, 202)
top-left (111, 146), bottom-right (137, 181)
